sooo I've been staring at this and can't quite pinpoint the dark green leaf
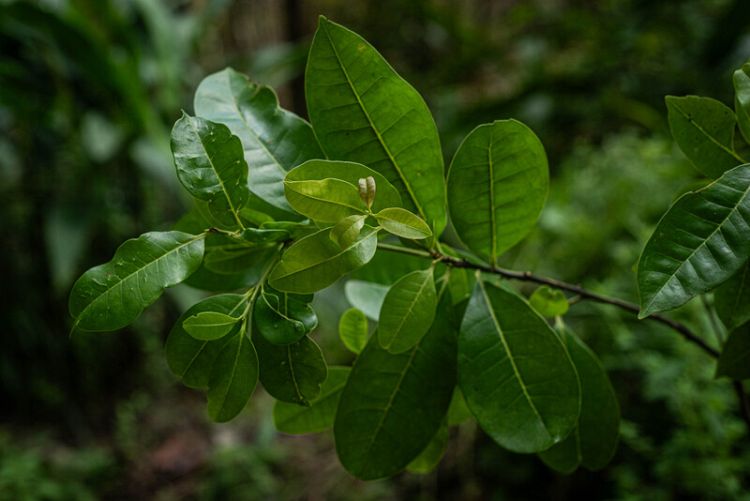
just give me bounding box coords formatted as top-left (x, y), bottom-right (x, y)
top-left (273, 366), bottom-right (351, 434)
top-left (715, 261), bottom-right (750, 331)
top-left (194, 67), bottom-right (323, 213)
top-left (378, 268), bottom-right (437, 353)
top-left (334, 293), bottom-right (457, 480)
top-left (207, 332), bottom-right (259, 422)
top-left (716, 326), bottom-right (750, 379)
top-left (183, 311), bottom-right (242, 341)
top-left (254, 289), bottom-right (317, 345)
top-left (529, 286), bottom-right (569, 318)
top-left (166, 294), bottom-right (247, 389)
top-left (338, 307), bottom-right (368, 354)
top-left (665, 95), bottom-right (743, 178)
top-left (734, 64), bottom-right (750, 144)
top-left (269, 226), bottom-right (379, 293)
top-left (344, 280), bottom-right (389, 320)
top-left (375, 207), bottom-right (432, 240)
top-left (203, 244), bottom-right (279, 275)
top-left (637, 164), bottom-right (750, 317)
top-left (285, 159), bottom-right (402, 212)
top-left (447, 120), bottom-right (548, 266)
top-left (539, 327), bottom-right (619, 473)
top-left (255, 331), bottom-right (328, 405)
top-left (406, 421), bottom-right (449, 474)
top-left (70, 231), bottom-right (204, 332)
top-left (284, 177), bottom-right (367, 222)
top-left (458, 280), bottom-right (580, 453)
top-left (306, 17), bottom-right (446, 234)
top-left (239, 227), bottom-right (290, 244)
top-left (171, 113), bottom-right (250, 225)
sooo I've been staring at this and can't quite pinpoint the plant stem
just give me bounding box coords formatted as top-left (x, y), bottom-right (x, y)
top-left (377, 242), bottom-right (719, 358)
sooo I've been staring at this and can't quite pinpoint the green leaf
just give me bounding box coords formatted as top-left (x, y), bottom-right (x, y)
top-left (166, 294), bottom-right (247, 389)
top-left (529, 286), bottom-right (569, 318)
top-left (716, 326), bottom-right (750, 379)
top-left (447, 387), bottom-right (473, 426)
top-left (338, 307), bottom-right (368, 354)
top-left (269, 226), bottom-right (379, 294)
top-left (406, 421), bottom-right (449, 474)
top-left (715, 261), bottom-right (750, 331)
top-left (284, 177), bottom-right (367, 223)
top-left (183, 311), bottom-right (242, 341)
top-left (193, 67), bottom-right (323, 213)
top-left (285, 159), bottom-right (402, 212)
top-left (734, 64), bottom-right (750, 144)
top-left (665, 95), bottom-right (743, 178)
top-left (171, 113), bottom-right (250, 226)
top-left (273, 366), bottom-right (351, 434)
top-left (254, 289), bottom-right (317, 345)
top-left (239, 227), bottom-right (290, 244)
top-left (447, 120), bottom-right (548, 266)
top-left (254, 331), bottom-right (328, 405)
top-left (70, 231), bottom-right (205, 332)
top-left (306, 17), bottom-right (446, 235)
top-left (378, 268), bottom-right (437, 353)
top-left (458, 280), bottom-right (580, 453)
top-left (334, 293), bottom-right (457, 480)
top-left (637, 164), bottom-right (750, 317)
top-left (330, 215), bottom-right (367, 248)
top-left (203, 244), bottom-right (279, 275)
top-left (539, 327), bottom-right (619, 473)
top-left (344, 280), bottom-right (389, 320)
top-left (207, 332), bottom-right (259, 422)
top-left (374, 207), bottom-right (432, 240)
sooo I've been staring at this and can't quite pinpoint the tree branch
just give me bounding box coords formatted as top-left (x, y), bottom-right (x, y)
top-left (377, 243), bottom-right (719, 358)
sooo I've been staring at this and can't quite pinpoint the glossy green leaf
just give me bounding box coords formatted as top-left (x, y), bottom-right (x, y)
top-left (447, 120), bottom-right (548, 266)
top-left (716, 327), bottom-right (750, 379)
top-left (665, 95), bottom-right (743, 178)
top-left (734, 64), bottom-right (750, 144)
top-left (458, 280), bottom-right (580, 453)
top-left (70, 231), bottom-right (204, 332)
top-left (285, 159), bottom-right (402, 212)
top-left (255, 331), bottom-right (328, 405)
top-left (207, 332), bottom-right (259, 422)
top-left (203, 244), bottom-right (279, 276)
top-left (338, 307), bottom-right (368, 354)
top-left (183, 311), bottom-right (242, 341)
top-left (166, 294), bottom-right (247, 389)
top-left (539, 328), bottom-right (619, 473)
top-left (378, 268), bottom-right (437, 353)
top-left (344, 280), bottom-right (389, 320)
top-left (375, 207), bottom-right (432, 240)
top-left (193, 67), bottom-right (323, 213)
top-left (331, 215), bottom-right (367, 248)
top-left (638, 164), bottom-right (750, 317)
top-left (273, 366), bottom-right (351, 434)
top-left (406, 421), bottom-right (449, 474)
top-left (254, 289), bottom-right (317, 345)
top-left (269, 226), bottom-right (379, 294)
top-left (715, 261), bottom-right (750, 331)
top-left (529, 286), bottom-right (569, 318)
top-left (284, 177), bottom-right (367, 223)
top-left (334, 293), bottom-right (457, 480)
top-left (171, 113), bottom-right (250, 225)
top-left (306, 17), bottom-right (446, 234)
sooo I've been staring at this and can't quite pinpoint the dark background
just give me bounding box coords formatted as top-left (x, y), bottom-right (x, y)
top-left (1, 0), bottom-right (750, 499)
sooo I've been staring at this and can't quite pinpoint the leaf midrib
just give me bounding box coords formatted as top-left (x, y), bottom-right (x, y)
top-left (382, 271), bottom-right (432, 350)
top-left (321, 23), bottom-right (428, 223)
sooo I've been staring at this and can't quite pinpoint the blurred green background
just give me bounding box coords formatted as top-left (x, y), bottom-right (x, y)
top-left (2, 0), bottom-right (750, 499)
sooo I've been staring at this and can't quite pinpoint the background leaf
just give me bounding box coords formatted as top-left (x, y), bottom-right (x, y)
top-left (734, 64), bottom-right (750, 144)
top-left (406, 421), bottom-right (449, 474)
top-left (377, 268), bottom-right (437, 353)
top-left (193, 67), bottom-right (323, 214)
top-left (716, 327), bottom-right (750, 380)
top-left (273, 366), bottom-right (350, 434)
top-left (715, 260), bottom-right (750, 331)
top-left (70, 231), bottom-right (204, 332)
top-left (338, 307), bottom-right (369, 354)
top-left (269, 226), bottom-right (379, 293)
top-left (344, 280), bottom-right (389, 320)
top-left (638, 164), bottom-right (750, 317)
top-left (458, 280), bottom-right (580, 453)
top-left (529, 286), bottom-right (569, 318)
top-left (306, 17), bottom-right (446, 234)
top-left (334, 293), bottom-right (457, 480)
top-left (447, 120), bottom-right (548, 266)
top-left (665, 95), bottom-right (743, 178)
